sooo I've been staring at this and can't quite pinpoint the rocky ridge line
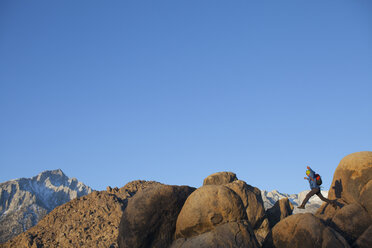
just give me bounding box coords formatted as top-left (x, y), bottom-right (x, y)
top-left (0, 169), bottom-right (92, 243)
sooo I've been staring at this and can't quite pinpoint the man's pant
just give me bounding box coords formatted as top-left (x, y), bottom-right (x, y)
top-left (300, 188), bottom-right (333, 207)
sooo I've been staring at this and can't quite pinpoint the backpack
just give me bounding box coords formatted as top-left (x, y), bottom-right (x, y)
top-left (314, 173), bottom-right (322, 186)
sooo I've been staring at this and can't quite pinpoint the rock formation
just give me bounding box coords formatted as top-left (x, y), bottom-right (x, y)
top-left (172, 172), bottom-right (261, 247)
top-left (0, 169), bottom-right (92, 243)
top-left (203, 171), bottom-right (237, 186)
top-left (117, 184), bottom-right (195, 248)
top-left (175, 185), bottom-right (246, 239)
top-left (315, 151), bottom-right (372, 246)
top-left (330, 203), bottom-right (371, 244)
top-left (318, 151), bottom-right (372, 216)
top-left (353, 225), bottom-right (372, 248)
top-left (266, 197), bottom-right (293, 229)
top-left (328, 151), bottom-right (372, 209)
top-left (225, 180), bottom-right (270, 244)
top-left (262, 213), bottom-right (350, 248)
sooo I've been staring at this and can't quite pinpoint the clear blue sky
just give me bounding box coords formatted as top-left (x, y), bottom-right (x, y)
top-left (1, 0), bottom-right (371, 194)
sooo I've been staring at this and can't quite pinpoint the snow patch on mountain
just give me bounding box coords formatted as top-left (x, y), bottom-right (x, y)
top-left (261, 189), bottom-right (328, 214)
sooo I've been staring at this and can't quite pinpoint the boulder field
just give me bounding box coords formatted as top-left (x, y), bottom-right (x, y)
top-left (1, 151), bottom-right (371, 248)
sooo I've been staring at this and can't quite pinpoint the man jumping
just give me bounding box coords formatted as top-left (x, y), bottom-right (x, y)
top-left (298, 166), bottom-right (336, 209)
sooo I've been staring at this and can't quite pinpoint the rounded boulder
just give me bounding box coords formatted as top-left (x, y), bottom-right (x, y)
top-left (175, 185), bottom-right (246, 239)
top-left (203, 172), bottom-right (237, 186)
top-left (328, 151), bottom-right (372, 216)
top-left (225, 180), bottom-right (266, 228)
top-left (118, 185), bottom-right (195, 248)
top-left (225, 180), bottom-right (270, 244)
top-left (331, 203), bottom-right (372, 244)
top-left (263, 213), bottom-right (350, 248)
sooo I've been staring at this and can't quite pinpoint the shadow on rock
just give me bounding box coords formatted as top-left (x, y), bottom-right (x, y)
top-left (332, 179), bottom-right (343, 199)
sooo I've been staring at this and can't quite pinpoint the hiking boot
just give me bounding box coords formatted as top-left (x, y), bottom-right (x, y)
top-left (297, 205), bottom-right (305, 209)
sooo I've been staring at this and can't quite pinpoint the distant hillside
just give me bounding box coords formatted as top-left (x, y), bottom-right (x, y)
top-left (0, 169), bottom-right (92, 243)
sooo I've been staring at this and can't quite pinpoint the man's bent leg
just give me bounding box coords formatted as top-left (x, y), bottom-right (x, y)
top-left (298, 188), bottom-right (318, 208)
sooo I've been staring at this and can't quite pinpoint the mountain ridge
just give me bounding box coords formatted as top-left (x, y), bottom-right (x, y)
top-left (260, 189), bottom-right (329, 214)
top-left (0, 169), bottom-right (92, 243)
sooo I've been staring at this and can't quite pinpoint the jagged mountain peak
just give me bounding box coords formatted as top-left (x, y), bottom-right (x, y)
top-left (0, 169), bottom-right (92, 244)
top-left (32, 169), bottom-right (67, 183)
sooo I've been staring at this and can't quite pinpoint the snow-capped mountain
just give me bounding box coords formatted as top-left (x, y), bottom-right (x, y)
top-left (261, 189), bottom-right (329, 214)
top-left (0, 169), bottom-right (92, 243)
